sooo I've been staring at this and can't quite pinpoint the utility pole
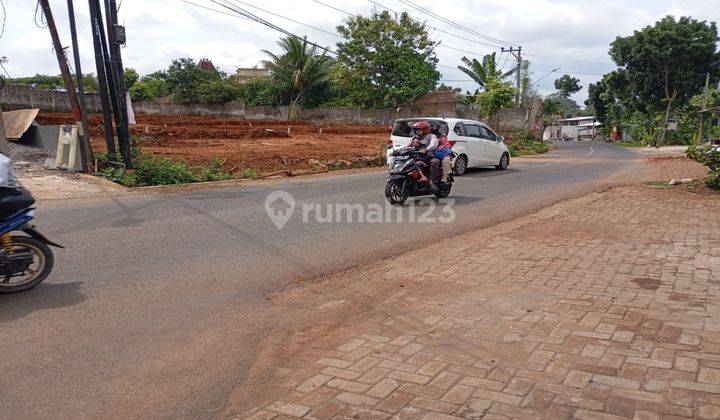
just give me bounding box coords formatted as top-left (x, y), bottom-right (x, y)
top-left (88, 0), bottom-right (118, 163)
top-left (67, 0), bottom-right (94, 166)
top-left (502, 46), bottom-right (522, 107)
top-left (698, 60), bottom-right (720, 146)
top-left (0, 104), bottom-right (8, 157)
top-left (38, 0), bottom-right (89, 172)
top-left (698, 73), bottom-right (710, 146)
top-left (104, 0), bottom-right (131, 168)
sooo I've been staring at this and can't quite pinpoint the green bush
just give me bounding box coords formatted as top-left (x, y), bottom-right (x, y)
top-left (506, 129), bottom-right (549, 156)
top-left (95, 167), bottom-right (136, 187)
top-left (706, 147), bottom-right (720, 170)
top-left (706, 170), bottom-right (720, 190)
top-left (199, 158), bottom-right (233, 182)
top-left (241, 168), bottom-right (261, 179)
top-left (133, 154), bottom-right (197, 186)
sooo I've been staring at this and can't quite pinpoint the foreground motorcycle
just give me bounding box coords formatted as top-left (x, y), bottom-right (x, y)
top-left (385, 150), bottom-right (453, 206)
top-left (0, 201), bottom-right (62, 293)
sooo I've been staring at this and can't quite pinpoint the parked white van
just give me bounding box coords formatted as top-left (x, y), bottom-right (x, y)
top-left (387, 118), bottom-right (510, 175)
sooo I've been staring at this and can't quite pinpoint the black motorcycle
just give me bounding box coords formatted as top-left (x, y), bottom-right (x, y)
top-left (385, 150), bottom-right (453, 206)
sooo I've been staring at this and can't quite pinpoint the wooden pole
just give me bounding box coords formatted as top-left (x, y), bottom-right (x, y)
top-left (38, 0), bottom-right (89, 172)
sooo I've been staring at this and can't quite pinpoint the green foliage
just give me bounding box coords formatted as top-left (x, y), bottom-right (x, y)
top-left (335, 11), bottom-right (440, 108)
top-left (476, 80), bottom-right (517, 118)
top-left (241, 168), bottom-right (261, 179)
top-left (124, 68), bottom-right (139, 89)
top-left (262, 36), bottom-right (334, 113)
top-left (705, 170), bottom-right (720, 190)
top-left (128, 73), bottom-right (170, 102)
top-left (95, 167), bottom-right (136, 187)
top-left (199, 158), bottom-right (233, 182)
top-left (458, 52), bottom-right (516, 89)
top-left (506, 130), bottom-right (549, 156)
top-left (239, 77), bottom-right (283, 107)
top-left (554, 74), bottom-right (582, 98)
top-left (133, 154), bottom-right (197, 186)
top-left (196, 79), bottom-right (242, 103)
top-left (7, 73), bottom-right (98, 92)
top-left (610, 16), bottom-right (718, 145)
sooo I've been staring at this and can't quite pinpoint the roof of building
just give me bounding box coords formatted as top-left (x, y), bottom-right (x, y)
top-left (558, 116), bottom-right (596, 122)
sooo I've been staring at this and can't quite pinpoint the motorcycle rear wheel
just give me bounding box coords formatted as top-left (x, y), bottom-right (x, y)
top-left (0, 236), bottom-right (54, 293)
top-left (385, 178), bottom-right (409, 206)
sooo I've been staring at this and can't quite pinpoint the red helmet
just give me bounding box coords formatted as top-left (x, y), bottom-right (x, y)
top-left (411, 121), bottom-right (431, 136)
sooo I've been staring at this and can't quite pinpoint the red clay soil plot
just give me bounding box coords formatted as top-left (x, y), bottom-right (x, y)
top-left (35, 113), bottom-right (392, 173)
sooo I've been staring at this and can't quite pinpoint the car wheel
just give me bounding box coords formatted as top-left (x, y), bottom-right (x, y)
top-left (453, 155), bottom-right (468, 176)
top-left (495, 153), bottom-right (509, 170)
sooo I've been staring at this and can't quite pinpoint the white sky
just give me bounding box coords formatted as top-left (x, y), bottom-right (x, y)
top-left (0, 0), bottom-right (718, 104)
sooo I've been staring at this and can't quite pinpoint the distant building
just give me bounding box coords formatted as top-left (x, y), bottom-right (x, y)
top-left (198, 59), bottom-right (217, 72)
top-left (558, 116), bottom-right (600, 140)
top-left (236, 67), bottom-right (270, 84)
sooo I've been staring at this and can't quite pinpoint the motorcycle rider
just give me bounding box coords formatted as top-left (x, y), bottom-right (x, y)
top-left (408, 121), bottom-right (441, 190)
top-left (428, 121), bottom-right (454, 184)
top-left (0, 151), bottom-right (34, 219)
top-left (401, 136), bottom-right (431, 184)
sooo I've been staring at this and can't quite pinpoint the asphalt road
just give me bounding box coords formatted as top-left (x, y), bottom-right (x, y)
top-left (0, 142), bottom-right (640, 419)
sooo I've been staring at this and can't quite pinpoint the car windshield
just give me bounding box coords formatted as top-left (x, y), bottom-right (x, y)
top-left (392, 120), bottom-right (448, 137)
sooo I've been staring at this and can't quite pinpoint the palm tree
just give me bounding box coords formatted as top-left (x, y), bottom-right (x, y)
top-left (457, 52), bottom-right (516, 89)
top-left (262, 36), bottom-right (334, 118)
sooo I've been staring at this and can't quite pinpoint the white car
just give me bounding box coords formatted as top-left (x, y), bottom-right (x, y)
top-left (387, 117), bottom-right (510, 175)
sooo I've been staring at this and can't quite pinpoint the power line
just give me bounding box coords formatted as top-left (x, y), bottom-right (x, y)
top-left (191, 0), bottom-right (337, 55)
top-left (178, 0), bottom-right (252, 21)
top-left (227, 0), bottom-right (342, 39)
top-left (524, 53), bottom-right (614, 66)
top-left (395, 0), bottom-right (516, 48)
top-left (366, 0), bottom-right (502, 50)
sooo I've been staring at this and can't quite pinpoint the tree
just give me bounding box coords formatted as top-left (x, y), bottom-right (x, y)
top-left (262, 36), bottom-right (334, 115)
top-left (239, 77), bottom-right (282, 107)
top-left (128, 71), bottom-right (169, 102)
top-left (476, 80), bottom-right (517, 126)
top-left (166, 58), bottom-right (222, 103)
top-left (458, 52), bottom-right (516, 89)
top-left (335, 11), bottom-right (440, 108)
top-left (124, 68), bottom-right (139, 90)
top-left (585, 70), bottom-right (632, 135)
top-left (554, 74), bottom-right (582, 99)
top-left (540, 97), bottom-right (564, 129)
top-left (610, 16), bottom-right (718, 146)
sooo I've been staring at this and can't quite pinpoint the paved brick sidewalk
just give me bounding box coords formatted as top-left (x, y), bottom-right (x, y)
top-left (236, 168), bottom-right (719, 419)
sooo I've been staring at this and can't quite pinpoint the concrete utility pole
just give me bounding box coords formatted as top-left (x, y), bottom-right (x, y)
top-left (0, 104), bottom-right (8, 157)
top-left (698, 73), bottom-right (711, 146)
top-left (38, 0), bottom-right (90, 172)
top-left (698, 60), bottom-right (720, 146)
top-left (67, 0), bottom-right (93, 165)
top-left (502, 46), bottom-right (522, 107)
top-left (104, 0), bottom-right (132, 169)
top-left (88, 0), bottom-right (118, 164)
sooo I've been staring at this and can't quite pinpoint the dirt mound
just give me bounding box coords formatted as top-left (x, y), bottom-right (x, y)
top-left (36, 113), bottom-right (391, 173)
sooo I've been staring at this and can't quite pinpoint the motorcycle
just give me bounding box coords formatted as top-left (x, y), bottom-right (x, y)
top-left (0, 203), bottom-right (63, 293)
top-left (385, 150), bottom-right (453, 206)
